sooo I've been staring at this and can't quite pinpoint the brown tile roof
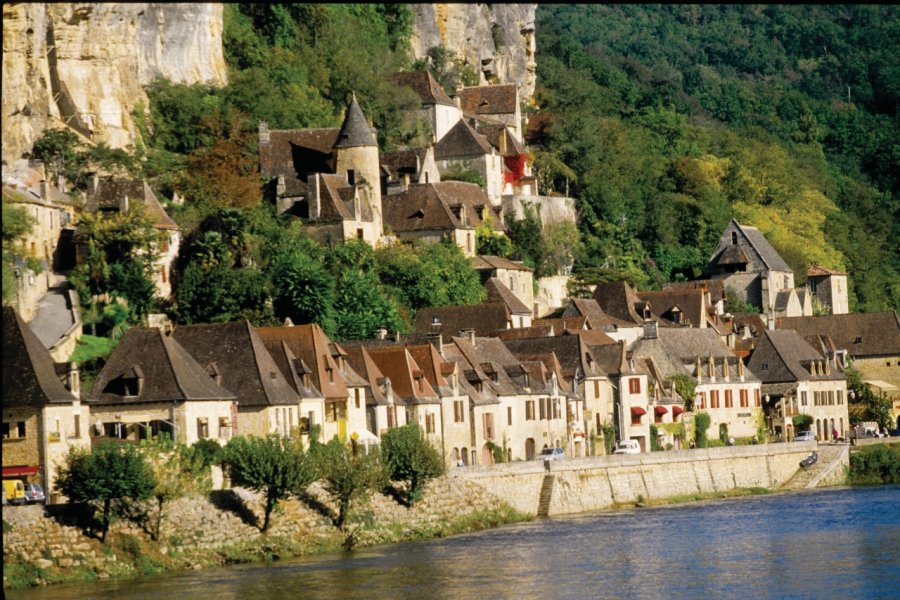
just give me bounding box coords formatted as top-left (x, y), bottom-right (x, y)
top-left (86, 328), bottom-right (235, 405)
top-left (433, 119), bottom-right (494, 159)
top-left (747, 329), bottom-right (841, 384)
top-left (380, 148), bottom-right (428, 180)
top-left (404, 343), bottom-right (454, 396)
top-left (458, 84), bottom-right (518, 116)
top-left (340, 344), bottom-right (391, 406)
top-left (592, 281), bottom-right (645, 325)
top-left (87, 180), bottom-right (177, 229)
top-left (476, 123), bottom-right (527, 156)
top-left (383, 181), bottom-right (505, 234)
top-left (712, 243), bottom-right (750, 267)
top-left (447, 336), bottom-right (524, 396)
top-left (256, 324), bottom-right (350, 402)
top-left (494, 325), bottom-right (556, 340)
top-left (471, 255), bottom-right (532, 272)
top-left (2, 307), bottom-right (75, 407)
top-left (365, 347), bottom-right (440, 405)
top-left (663, 279), bottom-right (726, 301)
top-left (172, 321), bottom-right (300, 407)
top-left (502, 334), bottom-right (598, 381)
top-left (414, 303), bottom-right (510, 337)
top-left (259, 127), bottom-right (339, 191)
top-left (314, 173), bottom-right (376, 224)
top-left (259, 338), bottom-right (325, 400)
top-left (776, 312), bottom-right (900, 358)
top-left (807, 264), bottom-right (847, 277)
top-left (532, 316), bottom-right (588, 335)
top-left (563, 298), bottom-right (634, 330)
top-left (333, 94), bottom-right (377, 149)
top-left (638, 289), bottom-right (709, 329)
top-left (388, 71), bottom-right (455, 107)
top-left (485, 277), bottom-right (531, 315)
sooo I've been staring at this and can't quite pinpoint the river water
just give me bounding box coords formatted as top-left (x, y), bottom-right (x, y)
top-left (8, 486), bottom-right (900, 600)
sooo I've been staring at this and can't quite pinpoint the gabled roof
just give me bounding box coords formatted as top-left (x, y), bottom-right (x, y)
top-left (807, 264), bottom-right (847, 277)
top-left (312, 173), bottom-right (376, 224)
top-left (172, 321), bottom-right (300, 407)
top-left (592, 281), bottom-right (645, 325)
top-left (476, 123), bottom-right (527, 156)
top-left (532, 316), bottom-right (588, 334)
top-left (712, 243), bottom-right (750, 267)
top-left (471, 255), bottom-right (533, 272)
top-left (383, 181), bottom-right (505, 234)
top-left (776, 312), bottom-right (900, 358)
top-left (502, 334), bottom-right (600, 381)
top-left (563, 298), bottom-right (634, 331)
top-left (365, 347), bottom-right (440, 405)
top-left (457, 84), bottom-right (518, 116)
top-left (255, 324), bottom-right (350, 402)
top-left (259, 338), bottom-right (326, 401)
top-left (747, 329), bottom-right (841, 384)
top-left (714, 219), bottom-right (791, 273)
top-left (414, 303), bottom-right (510, 337)
top-left (86, 180), bottom-right (177, 230)
top-left (87, 328), bottom-right (235, 405)
top-left (340, 344), bottom-right (391, 406)
top-left (433, 119), bottom-right (494, 159)
top-left (2, 307), bottom-right (75, 407)
top-left (389, 71), bottom-right (455, 107)
top-left (405, 343), bottom-right (454, 396)
top-left (663, 279), bottom-right (726, 301)
top-left (638, 289), bottom-right (709, 329)
top-left (485, 277), bottom-right (531, 315)
top-left (333, 93), bottom-right (378, 149)
top-left (259, 127), bottom-right (339, 193)
top-left (447, 336), bottom-right (524, 396)
top-left (652, 328), bottom-right (735, 361)
top-left (380, 148), bottom-right (429, 180)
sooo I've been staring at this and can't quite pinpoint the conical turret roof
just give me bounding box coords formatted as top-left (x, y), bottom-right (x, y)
top-left (333, 93), bottom-right (377, 149)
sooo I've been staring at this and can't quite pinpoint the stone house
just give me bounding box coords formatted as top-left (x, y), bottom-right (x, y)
top-left (414, 303), bottom-right (512, 337)
top-left (255, 323), bottom-right (369, 443)
top-left (472, 255), bottom-right (534, 318)
top-left (806, 265), bottom-right (849, 315)
top-left (258, 94), bottom-right (383, 245)
top-left (85, 327), bottom-right (236, 446)
top-left (83, 179), bottom-right (180, 299)
top-left (171, 321), bottom-right (303, 439)
top-left (561, 298), bottom-right (644, 346)
top-left (777, 311), bottom-right (900, 429)
top-left (382, 181), bottom-right (505, 256)
top-left (631, 323), bottom-right (764, 443)
top-left (457, 83), bottom-right (522, 141)
top-left (433, 119), bottom-right (506, 204)
top-left (388, 71), bottom-right (461, 143)
top-left (477, 122), bottom-right (534, 196)
top-left (2, 306), bottom-right (89, 501)
top-left (747, 329), bottom-right (849, 442)
top-left (705, 219), bottom-right (807, 318)
top-left (341, 344), bottom-right (409, 439)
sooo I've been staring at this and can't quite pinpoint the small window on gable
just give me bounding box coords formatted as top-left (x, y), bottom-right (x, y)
top-left (854, 336), bottom-right (862, 344)
top-left (762, 362), bottom-right (769, 370)
top-left (731, 232), bottom-right (738, 245)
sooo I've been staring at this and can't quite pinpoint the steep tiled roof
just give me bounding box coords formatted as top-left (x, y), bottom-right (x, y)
top-left (2, 307), bottom-right (75, 407)
top-left (532, 316), bottom-right (588, 334)
top-left (380, 148), bottom-right (428, 180)
top-left (259, 127), bottom-right (339, 194)
top-left (638, 289), bottom-right (709, 329)
top-left (592, 281), bottom-right (645, 325)
top-left (259, 338), bottom-right (325, 400)
top-left (494, 325), bottom-right (557, 340)
top-left (653, 328), bottom-right (735, 361)
top-left (333, 94), bottom-right (378, 149)
top-left (383, 182), bottom-right (505, 234)
top-left (414, 303), bottom-right (510, 337)
top-left (807, 264), bottom-right (847, 277)
top-left (255, 324), bottom-right (349, 401)
top-left (87, 328), bottom-right (235, 405)
top-left (477, 123), bottom-right (527, 156)
top-left (87, 180), bottom-right (177, 229)
top-left (433, 119), bottom-right (494, 159)
top-left (563, 298), bottom-right (634, 330)
top-left (712, 243), bottom-right (750, 267)
top-left (365, 347), bottom-right (441, 405)
top-left (313, 173), bottom-right (376, 224)
top-left (747, 329), bottom-right (841, 384)
top-left (458, 84), bottom-right (518, 116)
top-left (340, 344), bottom-right (391, 406)
top-left (776, 312), bottom-right (900, 358)
top-left (485, 277), bottom-right (531, 315)
top-left (172, 321), bottom-right (300, 407)
top-left (663, 279), bottom-right (726, 301)
top-left (502, 335), bottom-right (598, 381)
top-left (471, 255), bottom-right (532, 272)
top-left (389, 71), bottom-right (455, 106)
top-left (447, 336), bottom-right (523, 397)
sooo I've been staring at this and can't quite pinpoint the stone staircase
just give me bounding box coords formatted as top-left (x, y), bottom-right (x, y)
top-left (537, 474), bottom-right (555, 517)
top-left (782, 444), bottom-right (849, 490)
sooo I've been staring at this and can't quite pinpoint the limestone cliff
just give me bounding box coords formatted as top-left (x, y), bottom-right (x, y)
top-left (2, 3), bottom-right (227, 166)
top-left (410, 4), bottom-right (536, 101)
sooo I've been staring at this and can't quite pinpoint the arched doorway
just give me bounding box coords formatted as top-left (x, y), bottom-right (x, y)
top-left (452, 448), bottom-right (460, 465)
top-left (525, 438), bottom-right (536, 461)
top-left (816, 418), bottom-right (822, 440)
top-left (461, 447), bottom-right (469, 466)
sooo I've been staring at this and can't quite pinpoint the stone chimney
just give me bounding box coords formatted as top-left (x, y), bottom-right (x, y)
top-left (642, 320), bottom-right (658, 339)
top-left (39, 180), bottom-right (49, 200)
top-left (259, 121), bottom-right (270, 144)
top-left (427, 332), bottom-right (443, 353)
top-left (738, 357), bottom-right (745, 382)
top-left (283, 317), bottom-right (294, 327)
top-left (459, 328), bottom-right (476, 345)
top-left (376, 327), bottom-right (388, 340)
top-left (67, 362), bottom-right (80, 396)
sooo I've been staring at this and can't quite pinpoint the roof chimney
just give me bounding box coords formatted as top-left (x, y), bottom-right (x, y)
top-left (377, 327), bottom-right (388, 340)
top-left (39, 180), bottom-right (49, 201)
top-left (642, 320), bottom-right (658, 339)
top-left (427, 332), bottom-right (443, 353)
top-left (738, 357), bottom-right (745, 382)
top-left (459, 328), bottom-right (476, 345)
top-left (259, 121), bottom-right (270, 144)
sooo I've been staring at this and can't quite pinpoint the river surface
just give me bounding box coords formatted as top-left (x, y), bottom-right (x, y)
top-left (8, 486), bottom-right (900, 600)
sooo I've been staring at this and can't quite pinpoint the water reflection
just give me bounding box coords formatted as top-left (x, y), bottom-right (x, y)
top-left (8, 486), bottom-right (899, 600)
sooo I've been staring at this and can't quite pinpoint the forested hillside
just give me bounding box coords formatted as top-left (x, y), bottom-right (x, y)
top-left (533, 4), bottom-right (898, 312)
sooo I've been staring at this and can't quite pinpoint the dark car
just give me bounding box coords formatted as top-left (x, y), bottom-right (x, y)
top-left (23, 483), bottom-right (45, 504)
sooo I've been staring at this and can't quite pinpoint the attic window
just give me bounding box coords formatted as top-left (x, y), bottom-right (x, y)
top-left (762, 362), bottom-right (769, 370)
top-left (854, 336), bottom-right (862, 344)
top-left (432, 316), bottom-right (441, 324)
top-left (731, 232), bottom-right (738, 245)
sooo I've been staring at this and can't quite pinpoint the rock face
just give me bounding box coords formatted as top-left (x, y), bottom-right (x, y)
top-left (2, 3), bottom-right (227, 165)
top-left (410, 4), bottom-right (536, 101)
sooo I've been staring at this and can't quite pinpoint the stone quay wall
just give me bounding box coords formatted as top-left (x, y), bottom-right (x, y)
top-left (456, 442), bottom-right (816, 516)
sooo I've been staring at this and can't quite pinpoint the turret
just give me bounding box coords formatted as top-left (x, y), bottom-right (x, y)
top-left (333, 93), bottom-right (382, 239)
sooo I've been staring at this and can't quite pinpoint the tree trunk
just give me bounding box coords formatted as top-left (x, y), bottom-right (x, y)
top-left (262, 496), bottom-right (274, 533)
top-left (101, 497), bottom-right (111, 542)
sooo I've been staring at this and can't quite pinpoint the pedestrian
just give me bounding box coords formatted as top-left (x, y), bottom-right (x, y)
top-left (728, 435), bottom-right (735, 447)
top-left (832, 427), bottom-right (838, 442)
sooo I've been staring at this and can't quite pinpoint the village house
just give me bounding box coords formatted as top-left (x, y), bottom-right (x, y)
top-left (806, 265), bottom-right (849, 315)
top-left (82, 179), bottom-right (180, 299)
top-left (171, 321), bottom-right (302, 439)
top-left (747, 329), bottom-right (849, 442)
top-left (415, 302), bottom-right (513, 337)
top-left (388, 71), bottom-right (462, 143)
top-left (561, 298), bottom-right (643, 346)
top-left (777, 311), bottom-right (900, 429)
top-left (631, 323), bottom-right (763, 443)
top-left (433, 119), bottom-right (506, 204)
top-left (382, 181), bottom-right (506, 257)
top-left (258, 94), bottom-right (383, 245)
top-left (85, 327), bottom-right (236, 446)
top-left (341, 343), bottom-right (409, 439)
top-left (2, 306), bottom-right (89, 502)
top-left (457, 83), bottom-right (522, 142)
top-left (705, 219), bottom-right (809, 318)
top-left (255, 323), bottom-right (369, 443)
top-left (380, 147), bottom-right (441, 196)
top-left (472, 255), bottom-right (535, 318)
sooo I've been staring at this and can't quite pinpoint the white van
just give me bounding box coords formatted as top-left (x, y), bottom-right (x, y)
top-left (613, 440), bottom-right (640, 455)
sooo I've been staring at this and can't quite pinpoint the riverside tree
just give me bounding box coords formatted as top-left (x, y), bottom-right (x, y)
top-left (381, 423), bottom-right (445, 505)
top-left (140, 435), bottom-right (211, 540)
top-left (56, 441), bottom-right (156, 542)
top-left (222, 434), bottom-right (315, 533)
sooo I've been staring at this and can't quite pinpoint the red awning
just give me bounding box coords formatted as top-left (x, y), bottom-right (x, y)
top-left (654, 406), bottom-right (668, 416)
top-left (630, 407), bottom-right (647, 417)
top-left (2, 465), bottom-right (39, 478)
top-left (672, 406), bottom-right (684, 416)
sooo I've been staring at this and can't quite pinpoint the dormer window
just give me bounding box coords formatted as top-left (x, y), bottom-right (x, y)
top-left (762, 362), bottom-right (769, 370)
top-left (854, 336), bottom-right (862, 344)
top-left (731, 232), bottom-right (738, 245)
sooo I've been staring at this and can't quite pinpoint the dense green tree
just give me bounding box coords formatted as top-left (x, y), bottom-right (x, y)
top-left (1, 203), bottom-right (35, 304)
top-left (380, 424), bottom-right (445, 505)
top-left (223, 434), bottom-right (316, 532)
top-left (333, 269), bottom-right (404, 341)
top-left (56, 442), bottom-right (156, 542)
top-left (140, 435), bottom-right (211, 540)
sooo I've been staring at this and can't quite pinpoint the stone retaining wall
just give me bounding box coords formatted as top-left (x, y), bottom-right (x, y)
top-left (456, 443), bottom-right (815, 516)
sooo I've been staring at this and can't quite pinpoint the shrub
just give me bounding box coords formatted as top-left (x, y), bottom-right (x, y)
top-left (848, 444), bottom-right (900, 485)
top-left (380, 424), bottom-right (445, 505)
top-left (694, 412), bottom-right (711, 448)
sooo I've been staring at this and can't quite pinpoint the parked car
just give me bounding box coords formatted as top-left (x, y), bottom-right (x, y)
top-left (794, 431), bottom-right (816, 442)
top-left (2, 479), bottom-right (26, 505)
top-left (23, 482), bottom-right (45, 504)
top-left (613, 440), bottom-right (640, 455)
top-left (538, 447), bottom-right (565, 461)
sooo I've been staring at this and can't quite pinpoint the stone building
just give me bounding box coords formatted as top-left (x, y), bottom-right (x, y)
top-left (388, 71), bottom-right (461, 143)
top-left (806, 265), bottom-right (849, 315)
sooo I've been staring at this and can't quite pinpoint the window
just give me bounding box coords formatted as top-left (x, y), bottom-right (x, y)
top-left (800, 391), bottom-right (807, 406)
top-left (197, 418), bottom-right (209, 439)
top-left (731, 232), bottom-right (738, 245)
top-left (483, 413), bottom-right (495, 440)
top-left (17, 421), bottom-right (26, 438)
top-left (725, 390), bottom-right (733, 408)
top-left (539, 398), bottom-right (547, 420)
top-left (356, 228), bottom-right (364, 240)
top-left (710, 390), bottom-right (720, 409)
top-left (631, 411), bottom-right (642, 426)
top-left (593, 380), bottom-right (600, 398)
top-left (740, 389), bottom-right (749, 408)
top-left (762, 362), bottom-right (769, 370)
top-left (837, 390), bottom-right (843, 405)
top-left (628, 378), bottom-right (641, 394)
top-left (508, 406), bottom-right (513, 426)
top-left (355, 388), bottom-right (361, 409)
top-left (755, 389), bottom-right (761, 407)
top-left (828, 391), bottom-right (835, 406)
top-left (1, 422), bottom-right (9, 439)
top-left (553, 399), bottom-right (560, 420)
top-left (526, 400), bottom-right (535, 421)
top-left (854, 336), bottom-right (862, 344)
top-left (425, 413), bottom-right (436, 434)
top-left (699, 392), bottom-right (707, 410)
top-left (454, 400), bottom-right (465, 423)
top-left (73, 414), bottom-right (81, 438)
top-left (219, 417), bottom-right (232, 439)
